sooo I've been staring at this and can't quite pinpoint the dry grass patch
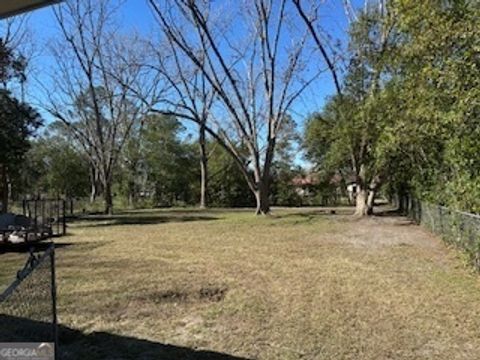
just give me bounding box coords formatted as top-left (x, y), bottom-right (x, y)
top-left (2, 207), bottom-right (480, 359)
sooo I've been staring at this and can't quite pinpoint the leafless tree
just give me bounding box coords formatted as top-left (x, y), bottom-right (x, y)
top-left (147, 36), bottom-right (216, 208)
top-left (149, 0), bottom-right (320, 214)
top-left (291, 0), bottom-right (343, 97)
top-left (43, 0), bottom-right (163, 214)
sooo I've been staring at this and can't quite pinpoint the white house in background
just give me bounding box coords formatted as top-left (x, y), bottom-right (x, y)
top-left (0, 1), bottom-right (61, 19)
top-left (346, 182), bottom-right (357, 204)
top-left (291, 174), bottom-right (319, 197)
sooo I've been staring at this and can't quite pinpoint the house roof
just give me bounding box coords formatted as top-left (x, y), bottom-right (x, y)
top-left (0, 0), bottom-right (61, 19)
top-left (292, 174), bottom-right (319, 187)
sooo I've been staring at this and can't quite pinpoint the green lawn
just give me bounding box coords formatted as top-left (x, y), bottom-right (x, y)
top-left (2, 207), bottom-right (480, 359)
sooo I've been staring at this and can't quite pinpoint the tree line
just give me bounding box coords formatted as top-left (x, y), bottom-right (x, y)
top-left (1, 0), bottom-right (479, 216)
top-left (304, 0), bottom-right (480, 215)
top-left (13, 113), bottom-right (315, 210)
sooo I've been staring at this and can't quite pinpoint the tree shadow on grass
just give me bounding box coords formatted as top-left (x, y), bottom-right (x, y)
top-left (274, 208), bottom-right (353, 219)
top-left (374, 207), bottom-right (404, 217)
top-left (0, 314), bottom-right (251, 360)
top-left (0, 241), bottom-right (73, 255)
top-left (72, 214), bottom-right (220, 228)
top-left (373, 208), bottom-right (419, 225)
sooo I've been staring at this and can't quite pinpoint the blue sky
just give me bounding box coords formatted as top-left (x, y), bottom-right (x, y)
top-left (12, 0), bottom-right (362, 149)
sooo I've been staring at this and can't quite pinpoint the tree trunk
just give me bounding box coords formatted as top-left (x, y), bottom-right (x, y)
top-left (90, 166), bottom-right (98, 204)
top-left (253, 137), bottom-right (275, 216)
top-left (366, 176), bottom-right (381, 216)
top-left (254, 182), bottom-right (271, 215)
top-left (366, 189), bottom-right (375, 215)
top-left (397, 193), bottom-right (405, 214)
top-left (199, 123), bottom-right (208, 209)
top-left (127, 179), bottom-right (135, 208)
top-left (0, 164), bottom-right (8, 214)
top-left (104, 180), bottom-right (113, 215)
top-left (353, 164), bottom-right (369, 216)
top-left (90, 183), bottom-right (97, 204)
top-left (354, 186), bottom-right (368, 216)
top-left (255, 186), bottom-right (270, 215)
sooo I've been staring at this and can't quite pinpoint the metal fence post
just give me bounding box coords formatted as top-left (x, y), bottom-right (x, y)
top-left (50, 245), bottom-right (58, 359)
top-left (62, 200), bottom-right (66, 236)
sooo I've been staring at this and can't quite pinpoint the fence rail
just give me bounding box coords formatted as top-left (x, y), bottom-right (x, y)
top-left (0, 244), bottom-right (57, 354)
top-left (406, 199), bottom-right (480, 270)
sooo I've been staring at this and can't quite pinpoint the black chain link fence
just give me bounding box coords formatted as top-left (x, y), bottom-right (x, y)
top-left (0, 244), bottom-right (58, 348)
top-left (405, 199), bottom-right (480, 270)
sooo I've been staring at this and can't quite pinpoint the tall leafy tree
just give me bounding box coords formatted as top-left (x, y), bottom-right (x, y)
top-left (142, 115), bottom-right (199, 206)
top-left (0, 39), bottom-right (41, 213)
top-left (304, 2), bottom-right (398, 215)
top-left (19, 134), bottom-right (90, 199)
top-left (388, 0), bottom-right (480, 213)
top-left (207, 143), bottom-right (255, 208)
